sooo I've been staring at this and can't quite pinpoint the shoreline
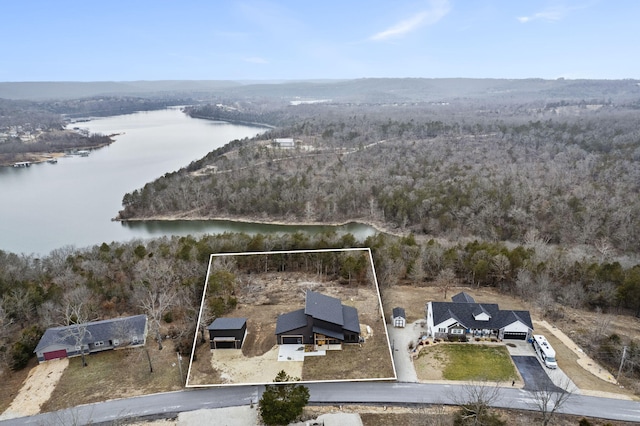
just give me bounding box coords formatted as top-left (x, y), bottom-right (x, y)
top-left (0, 137), bottom-right (117, 168)
top-left (116, 214), bottom-right (402, 237)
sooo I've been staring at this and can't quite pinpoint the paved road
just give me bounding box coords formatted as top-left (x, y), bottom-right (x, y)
top-left (2, 382), bottom-right (640, 425)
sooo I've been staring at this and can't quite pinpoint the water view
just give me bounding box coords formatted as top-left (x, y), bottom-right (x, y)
top-left (0, 108), bottom-right (376, 256)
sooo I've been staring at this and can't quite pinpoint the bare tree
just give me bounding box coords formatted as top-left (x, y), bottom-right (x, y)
top-left (59, 288), bottom-right (96, 367)
top-left (436, 268), bottom-right (456, 300)
top-left (529, 379), bottom-right (574, 426)
top-left (450, 381), bottom-right (504, 426)
top-left (133, 257), bottom-right (179, 350)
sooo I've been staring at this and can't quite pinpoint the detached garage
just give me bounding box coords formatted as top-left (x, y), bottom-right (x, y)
top-left (207, 317), bottom-right (247, 349)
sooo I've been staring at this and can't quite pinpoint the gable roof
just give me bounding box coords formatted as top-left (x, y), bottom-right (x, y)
top-left (472, 304), bottom-right (492, 318)
top-left (305, 290), bottom-right (344, 326)
top-left (392, 307), bottom-right (406, 319)
top-left (35, 315), bottom-right (147, 352)
top-left (207, 317), bottom-right (247, 331)
top-left (276, 291), bottom-right (360, 337)
top-left (431, 301), bottom-right (533, 331)
top-left (451, 292), bottom-right (476, 303)
top-left (275, 308), bottom-right (307, 335)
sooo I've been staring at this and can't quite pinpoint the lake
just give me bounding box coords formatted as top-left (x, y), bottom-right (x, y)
top-left (0, 108), bottom-right (376, 256)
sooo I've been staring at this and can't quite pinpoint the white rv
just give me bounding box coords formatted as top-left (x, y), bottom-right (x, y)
top-left (532, 334), bottom-right (558, 369)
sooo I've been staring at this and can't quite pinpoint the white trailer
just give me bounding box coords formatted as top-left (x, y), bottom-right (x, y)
top-left (532, 334), bottom-right (558, 369)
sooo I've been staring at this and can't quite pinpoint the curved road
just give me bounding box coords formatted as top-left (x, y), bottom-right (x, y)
top-left (1, 382), bottom-right (640, 425)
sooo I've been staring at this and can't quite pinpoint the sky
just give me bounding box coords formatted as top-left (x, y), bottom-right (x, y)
top-left (1, 0), bottom-right (638, 82)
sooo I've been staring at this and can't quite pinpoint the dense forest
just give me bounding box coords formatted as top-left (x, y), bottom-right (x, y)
top-left (122, 100), bottom-right (640, 254)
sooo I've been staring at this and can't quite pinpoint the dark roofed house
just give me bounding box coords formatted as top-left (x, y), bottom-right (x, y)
top-left (451, 291), bottom-right (476, 304)
top-left (207, 317), bottom-right (247, 349)
top-left (391, 307), bottom-right (406, 328)
top-left (426, 292), bottom-right (533, 341)
top-left (276, 290), bottom-right (360, 350)
top-left (34, 315), bottom-right (148, 363)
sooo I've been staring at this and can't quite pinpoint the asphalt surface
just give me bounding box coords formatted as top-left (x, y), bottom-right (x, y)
top-left (2, 382), bottom-right (640, 425)
top-left (512, 355), bottom-right (563, 392)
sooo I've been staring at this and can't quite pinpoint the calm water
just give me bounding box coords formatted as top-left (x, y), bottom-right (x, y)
top-left (0, 108), bottom-right (376, 255)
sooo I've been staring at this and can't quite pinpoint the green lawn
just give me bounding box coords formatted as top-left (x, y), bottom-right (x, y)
top-left (419, 344), bottom-right (518, 382)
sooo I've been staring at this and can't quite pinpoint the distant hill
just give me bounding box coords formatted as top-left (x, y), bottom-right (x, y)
top-left (0, 80), bottom-right (242, 100)
top-left (1, 78), bottom-right (639, 103)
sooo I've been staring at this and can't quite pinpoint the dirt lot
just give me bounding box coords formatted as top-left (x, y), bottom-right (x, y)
top-left (187, 270), bottom-right (395, 385)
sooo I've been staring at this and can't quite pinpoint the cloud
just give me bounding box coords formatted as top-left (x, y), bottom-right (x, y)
top-left (243, 57), bottom-right (268, 64)
top-left (517, 5), bottom-right (571, 23)
top-left (370, 0), bottom-right (450, 41)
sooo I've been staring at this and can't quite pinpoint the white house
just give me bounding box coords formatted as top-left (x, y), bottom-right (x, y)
top-left (425, 292), bottom-right (533, 341)
top-left (272, 138), bottom-right (296, 148)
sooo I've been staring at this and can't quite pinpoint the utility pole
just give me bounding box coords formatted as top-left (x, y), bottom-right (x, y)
top-left (616, 346), bottom-right (627, 384)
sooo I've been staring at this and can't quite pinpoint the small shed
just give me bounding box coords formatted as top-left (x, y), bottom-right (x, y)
top-left (391, 307), bottom-right (406, 328)
top-left (207, 317), bottom-right (247, 349)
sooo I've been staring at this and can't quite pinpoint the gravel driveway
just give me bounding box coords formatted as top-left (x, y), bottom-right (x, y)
top-left (386, 321), bottom-right (427, 382)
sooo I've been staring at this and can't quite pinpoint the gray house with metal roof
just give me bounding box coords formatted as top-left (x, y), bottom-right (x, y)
top-left (275, 290), bottom-right (360, 350)
top-left (34, 315), bottom-right (148, 363)
top-left (426, 292), bottom-right (533, 341)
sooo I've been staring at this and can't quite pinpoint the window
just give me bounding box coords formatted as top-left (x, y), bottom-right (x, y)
top-left (450, 329), bottom-right (464, 335)
top-left (438, 328), bottom-right (447, 333)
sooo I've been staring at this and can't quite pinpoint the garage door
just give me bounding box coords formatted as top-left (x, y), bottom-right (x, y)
top-left (281, 336), bottom-right (302, 344)
top-left (503, 332), bottom-right (528, 340)
top-left (43, 349), bottom-right (67, 360)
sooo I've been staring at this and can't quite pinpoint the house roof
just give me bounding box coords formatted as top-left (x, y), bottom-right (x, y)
top-left (451, 292), bottom-right (476, 303)
top-left (275, 308), bottom-right (307, 335)
top-left (312, 325), bottom-right (344, 341)
top-left (207, 317), bottom-right (247, 331)
top-left (35, 315), bottom-right (147, 353)
top-left (431, 302), bottom-right (533, 331)
top-left (392, 307), bottom-right (406, 319)
top-left (472, 304), bottom-right (492, 318)
top-left (276, 291), bottom-right (360, 337)
top-left (305, 290), bottom-right (344, 326)
top-left (342, 305), bottom-right (361, 334)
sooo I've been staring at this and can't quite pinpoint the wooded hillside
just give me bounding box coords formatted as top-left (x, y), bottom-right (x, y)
top-left (119, 100), bottom-right (640, 253)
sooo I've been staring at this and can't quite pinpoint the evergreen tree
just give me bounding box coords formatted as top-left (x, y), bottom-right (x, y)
top-left (259, 370), bottom-right (310, 425)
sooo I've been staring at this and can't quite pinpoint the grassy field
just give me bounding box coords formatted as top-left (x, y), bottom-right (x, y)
top-left (415, 344), bottom-right (518, 382)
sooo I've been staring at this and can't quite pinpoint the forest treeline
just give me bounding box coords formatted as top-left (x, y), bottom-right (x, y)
top-left (122, 101), bottom-right (640, 253)
top-left (0, 231), bottom-right (639, 386)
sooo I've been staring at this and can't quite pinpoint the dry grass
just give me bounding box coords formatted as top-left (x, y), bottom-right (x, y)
top-left (41, 344), bottom-right (183, 412)
top-left (302, 318), bottom-right (395, 381)
top-left (187, 341), bottom-right (222, 386)
top-left (0, 358), bottom-right (37, 414)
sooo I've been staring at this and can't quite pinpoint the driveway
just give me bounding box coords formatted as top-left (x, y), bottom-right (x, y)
top-left (507, 341), bottom-right (578, 393)
top-left (386, 321), bottom-right (426, 382)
